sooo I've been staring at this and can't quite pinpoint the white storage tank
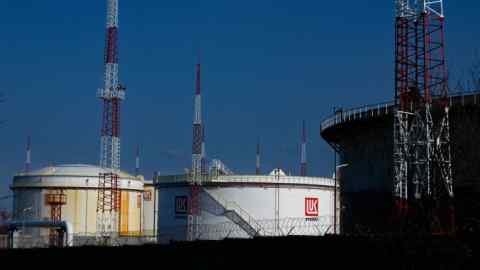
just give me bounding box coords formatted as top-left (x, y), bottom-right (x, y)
top-left (155, 169), bottom-right (339, 242)
top-left (11, 164), bottom-right (145, 242)
top-left (142, 179), bottom-right (158, 237)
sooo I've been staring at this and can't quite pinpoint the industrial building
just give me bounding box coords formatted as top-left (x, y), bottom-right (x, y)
top-left (3, 0), bottom-right (475, 251)
top-left (1, 0), bottom-right (334, 248)
top-left (321, 91), bottom-right (480, 234)
top-left (155, 168), bottom-right (338, 243)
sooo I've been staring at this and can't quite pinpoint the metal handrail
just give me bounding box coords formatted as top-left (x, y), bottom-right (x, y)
top-left (320, 90), bottom-right (480, 132)
top-left (212, 175), bottom-right (334, 187)
top-left (155, 174), bottom-right (335, 187)
top-left (320, 101), bottom-right (393, 132)
top-left (204, 189), bottom-right (263, 235)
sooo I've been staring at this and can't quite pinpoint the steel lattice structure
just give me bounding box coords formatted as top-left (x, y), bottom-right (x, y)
top-left (188, 61), bottom-right (206, 241)
top-left (393, 0), bottom-right (454, 234)
top-left (96, 0), bottom-right (125, 241)
top-left (46, 190), bottom-right (67, 247)
top-left (300, 120), bottom-right (308, 177)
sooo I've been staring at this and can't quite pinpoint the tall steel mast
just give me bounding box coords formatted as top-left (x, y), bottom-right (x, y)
top-left (256, 138), bottom-right (261, 175)
top-left (393, 0), bottom-right (454, 234)
top-left (135, 145), bottom-right (140, 176)
top-left (96, 0), bottom-right (125, 240)
top-left (25, 135), bottom-right (31, 173)
top-left (188, 59), bottom-right (205, 241)
top-left (300, 120), bottom-right (307, 177)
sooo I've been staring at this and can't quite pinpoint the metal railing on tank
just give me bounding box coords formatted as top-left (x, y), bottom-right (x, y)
top-left (320, 101), bottom-right (393, 132)
top-left (320, 90), bottom-right (480, 132)
top-left (154, 174), bottom-right (335, 187)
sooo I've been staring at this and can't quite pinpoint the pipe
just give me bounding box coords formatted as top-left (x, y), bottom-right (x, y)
top-left (6, 220), bottom-right (74, 247)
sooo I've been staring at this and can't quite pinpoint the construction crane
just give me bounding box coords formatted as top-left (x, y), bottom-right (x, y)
top-left (393, 0), bottom-right (454, 235)
top-left (96, 0), bottom-right (125, 242)
top-left (188, 58), bottom-right (205, 241)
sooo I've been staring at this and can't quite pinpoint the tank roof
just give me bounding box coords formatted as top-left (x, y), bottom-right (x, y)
top-left (155, 173), bottom-right (335, 187)
top-left (15, 164), bottom-right (138, 180)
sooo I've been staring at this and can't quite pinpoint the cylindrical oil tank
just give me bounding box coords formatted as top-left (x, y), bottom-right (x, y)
top-left (320, 91), bottom-right (480, 233)
top-left (142, 179), bottom-right (158, 237)
top-left (11, 164), bottom-right (144, 242)
top-left (155, 169), bottom-right (338, 243)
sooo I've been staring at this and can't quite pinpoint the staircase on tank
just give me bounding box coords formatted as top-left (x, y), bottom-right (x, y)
top-left (203, 189), bottom-right (263, 237)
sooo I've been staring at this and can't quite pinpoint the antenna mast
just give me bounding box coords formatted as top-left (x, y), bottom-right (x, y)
top-left (135, 145), bottom-right (140, 176)
top-left (256, 138), bottom-right (261, 175)
top-left (25, 135), bottom-right (31, 173)
top-left (393, 0), bottom-right (454, 234)
top-left (300, 121), bottom-right (307, 177)
top-left (188, 57), bottom-right (205, 241)
top-left (96, 0), bottom-right (125, 241)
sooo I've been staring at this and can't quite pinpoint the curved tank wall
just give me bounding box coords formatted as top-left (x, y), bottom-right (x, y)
top-left (11, 164), bottom-right (144, 238)
top-left (321, 91), bottom-right (480, 233)
top-left (142, 180), bottom-right (157, 237)
top-left (155, 173), bottom-right (338, 242)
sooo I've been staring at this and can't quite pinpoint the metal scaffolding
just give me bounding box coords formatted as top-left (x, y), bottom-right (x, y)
top-left (393, 0), bottom-right (454, 235)
top-left (46, 189), bottom-right (67, 247)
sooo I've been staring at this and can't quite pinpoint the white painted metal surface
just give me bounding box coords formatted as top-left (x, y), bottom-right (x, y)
top-left (142, 180), bottom-right (157, 236)
top-left (157, 174), bottom-right (337, 242)
top-left (11, 164), bottom-right (144, 239)
top-left (13, 164), bottom-right (143, 190)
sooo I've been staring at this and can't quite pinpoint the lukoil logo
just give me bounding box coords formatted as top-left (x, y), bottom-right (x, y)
top-left (175, 196), bottom-right (188, 215)
top-left (305, 197), bottom-right (319, 217)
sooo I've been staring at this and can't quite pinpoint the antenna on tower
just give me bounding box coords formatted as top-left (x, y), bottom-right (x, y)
top-left (135, 145), bottom-right (140, 176)
top-left (25, 135), bottom-right (31, 173)
top-left (96, 0), bottom-right (125, 242)
top-left (300, 120), bottom-right (307, 177)
top-left (256, 137), bottom-right (261, 175)
top-left (189, 52), bottom-right (205, 241)
top-left (393, 0), bottom-right (453, 235)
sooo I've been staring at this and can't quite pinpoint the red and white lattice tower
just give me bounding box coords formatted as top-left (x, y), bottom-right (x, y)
top-left (393, 0), bottom-right (454, 235)
top-left (188, 60), bottom-right (205, 241)
top-left (256, 138), bottom-right (261, 175)
top-left (300, 120), bottom-right (307, 177)
top-left (96, 0), bottom-right (125, 240)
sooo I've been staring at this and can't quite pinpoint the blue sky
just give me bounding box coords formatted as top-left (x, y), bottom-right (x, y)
top-left (0, 1), bottom-right (479, 209)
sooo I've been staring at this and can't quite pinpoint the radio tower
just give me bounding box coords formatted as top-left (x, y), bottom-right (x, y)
top-left (393, 0), bottom-right (454, 234)
top-left (300, 121), bottom-right (307, 177)
top-left (135, 145), bottom-right (140, 176)
top-left (256, 138), bottom-right (261, 175)
top-left (188, 58), bottom-right (204, 241)
top-left (25, 135), bottom-right (31, 173)
top-left (96, 0), bottom-right (125, 241)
